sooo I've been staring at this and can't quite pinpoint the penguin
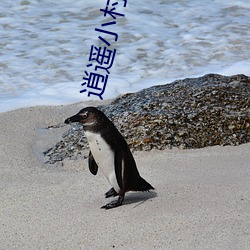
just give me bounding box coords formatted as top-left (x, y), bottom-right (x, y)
top-left (65, 107), bottom-right (154, 209)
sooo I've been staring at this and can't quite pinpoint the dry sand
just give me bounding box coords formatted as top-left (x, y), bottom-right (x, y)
top-left (0, 101), bottom-right (249, 249)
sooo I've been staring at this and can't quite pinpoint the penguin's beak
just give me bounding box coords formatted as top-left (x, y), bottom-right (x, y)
top-left (64, 114), bottom-right (81, 124)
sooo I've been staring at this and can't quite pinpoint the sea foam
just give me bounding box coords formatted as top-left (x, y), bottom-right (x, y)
top-left (0, 0), bottom-right (249, 112)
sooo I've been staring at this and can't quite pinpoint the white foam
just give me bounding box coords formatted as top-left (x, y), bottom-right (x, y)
top-left (218, 60), bottom-right (250, 76)
top-left (0, 0), bottom-right (250, 112)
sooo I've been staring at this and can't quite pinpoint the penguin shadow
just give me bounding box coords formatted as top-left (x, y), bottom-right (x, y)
top-left (122, 190), bottom-right (157, 208)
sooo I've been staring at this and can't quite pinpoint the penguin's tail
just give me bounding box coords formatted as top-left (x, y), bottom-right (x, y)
top-left (132, 176), bottom-right (154, 192)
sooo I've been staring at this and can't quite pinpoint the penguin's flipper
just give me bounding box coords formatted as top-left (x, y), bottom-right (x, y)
top-left (105, 187), bottom-right (118, 198)
top-left (114, 146), bottom-right (124, 190)
top-left (88, 151), bottom-right (98, 175)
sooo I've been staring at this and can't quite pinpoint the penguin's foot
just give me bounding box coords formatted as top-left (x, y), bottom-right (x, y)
top-left (105, 187), bottom-right (118, 198)
top-left (101, 196), bottom-right (124, 209)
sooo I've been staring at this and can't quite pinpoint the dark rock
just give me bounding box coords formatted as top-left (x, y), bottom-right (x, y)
top-left (43, 74), bottom-right (250, 163)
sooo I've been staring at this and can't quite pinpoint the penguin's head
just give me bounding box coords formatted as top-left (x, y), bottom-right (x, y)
top-left (65, 107), bottom-right (109, 129)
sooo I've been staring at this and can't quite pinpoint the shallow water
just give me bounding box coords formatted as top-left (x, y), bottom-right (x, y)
top-left (0, 0), bottom-right (250, 112)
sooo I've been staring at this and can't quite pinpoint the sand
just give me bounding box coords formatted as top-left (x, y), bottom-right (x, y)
top-left (0, 101), bottom-right (249, 250)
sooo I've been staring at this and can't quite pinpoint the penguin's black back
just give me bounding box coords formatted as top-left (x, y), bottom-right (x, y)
top-left (102, 121), bottom-right (154, 192)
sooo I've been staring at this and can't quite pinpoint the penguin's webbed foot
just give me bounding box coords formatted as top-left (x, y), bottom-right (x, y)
top-left (101, 196), bottom-right (124, 209)
top-left (105, 187), bottom-right (118, 198)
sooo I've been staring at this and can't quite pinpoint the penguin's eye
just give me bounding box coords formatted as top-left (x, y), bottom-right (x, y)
top-left (79, 112), bottom-right (88, 119)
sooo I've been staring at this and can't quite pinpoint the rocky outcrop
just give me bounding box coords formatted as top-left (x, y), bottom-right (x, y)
top-left (44, 74), bottom-right (250, 163)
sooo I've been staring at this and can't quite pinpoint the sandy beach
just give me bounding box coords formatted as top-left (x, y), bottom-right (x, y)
top-left (0, 101), bottom-right (249, 249)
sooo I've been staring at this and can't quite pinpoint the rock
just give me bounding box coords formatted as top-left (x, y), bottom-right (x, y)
top-left (43, 74), bottom-right (250, 164)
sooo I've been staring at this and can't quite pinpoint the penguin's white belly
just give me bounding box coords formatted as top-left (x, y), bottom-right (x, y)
top-left (85, 131), bottom-right (120, 193)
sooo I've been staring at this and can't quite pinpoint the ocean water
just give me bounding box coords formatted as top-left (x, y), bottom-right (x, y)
top-left (0, 0), bottom-right (250, 112)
